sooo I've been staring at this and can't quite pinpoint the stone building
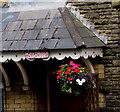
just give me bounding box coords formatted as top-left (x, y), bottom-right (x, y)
top-left (66, 1), bottom-right (120, 112)
top-left (0, 1), bottom-right (120, 112)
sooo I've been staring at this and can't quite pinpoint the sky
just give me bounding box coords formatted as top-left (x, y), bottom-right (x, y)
top-left (1, 0), bottom-right (68, 12)
top-left (8, 0), bottom-right (120, 2)
top-left (1, 0), bottom-right (120, 12)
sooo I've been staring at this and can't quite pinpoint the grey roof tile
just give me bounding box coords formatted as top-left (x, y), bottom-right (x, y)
top-left (0, 23), bottom-right (1, 29)
top-left (17, 11), bottom-right (33, 20)
top-left (39, 39), bottom-right (48, 49)
top-left (18, 10), bottom-right (48, 20)
top-left (2, 41), bottom-right (12, 51)
top-left (46, 9), bottom-right (61, 19)
top-left (10, 40), bottom-right (27, 50)
top-left (0, 41), bottom-right (2, 51)
top-left (2, 31), bottom-right (13, 41)
top-left (0, 32), bottom-right (1, 39)
top-left (14, 31), bottom-right (24, 40)
top-left (53, 28), bottom-right (71, 39)
top-left (37, 29), bottom-right (55, 39)
top-left (1, 31), bottom-right (6, 41)
top-left (25, 40), bottom-right (42, 50)
top-left (2, 12), bottom-right (19, 22)
top-left (0, 22), bottom-right (8, 31)
top-left (20, 20), bottom-right (37, 30)
top-left (55, 38), bottom-right (76, 49)
top-left (35, 19), bottom-right (52, 30)
top-left (5, 21), bottom-right (22, 31)
top-left (50, 18), bottom-right (66, 29)
top-left (6, 31), bottom-right (17, 40)
top-left (1, 8), bottom-right (105, 51)
top-left (22, 30), bottom-right (40, 40)
top-left (31, 10), bottom-right (48, 19)
top-left (40, 39), bottom-right (58, 49)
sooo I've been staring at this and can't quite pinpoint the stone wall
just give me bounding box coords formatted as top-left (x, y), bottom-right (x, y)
top-left (69, 2), bottom-right (120, 112)
top-left (5, 90), bottom-right (36, 111)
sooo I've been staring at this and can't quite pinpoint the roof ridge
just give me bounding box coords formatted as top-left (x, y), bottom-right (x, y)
top-left (59, 7), bottom-right (85, 48)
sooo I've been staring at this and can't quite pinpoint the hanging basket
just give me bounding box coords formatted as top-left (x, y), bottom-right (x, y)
top-left (58, 90), bottom-right (91, 112)
top-left (56, 61), bottom-right (92, 96)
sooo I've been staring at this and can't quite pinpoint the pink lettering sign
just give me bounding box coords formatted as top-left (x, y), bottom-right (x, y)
top-left (25, 52), bottom-right (49, 59)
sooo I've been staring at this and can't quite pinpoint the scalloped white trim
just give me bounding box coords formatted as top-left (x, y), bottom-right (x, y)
top-left (48, 48), bottom-right (103, 60)
top-left (0, 48), bottom-right (103, 62)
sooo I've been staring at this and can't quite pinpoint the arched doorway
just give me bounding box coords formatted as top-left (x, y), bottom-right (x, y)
top-left (48, 57), bottom-right (99, 112)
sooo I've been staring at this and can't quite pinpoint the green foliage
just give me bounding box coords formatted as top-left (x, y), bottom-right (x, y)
top-left (94, 19), bottom-right (110, 25)
top-left (105, 49), bottom-right (112, 55)
top-left (112, 2), bottom-right (120, 8)
top-left (84, 12), bottom-right (100, 19)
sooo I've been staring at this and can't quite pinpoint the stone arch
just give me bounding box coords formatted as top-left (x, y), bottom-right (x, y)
top-left (0, 63), bottom-right (11, 91)
top-left (15, 61), bottom-right (29, 90)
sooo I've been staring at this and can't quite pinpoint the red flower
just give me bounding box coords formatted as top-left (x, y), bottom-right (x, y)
top-left (57, 75), bottom-right (61, 80)
top-left (74, 69), bottom-right (80, 73)
top-left (65, 70), bottom-right (70, 74)
top-left (67, 67), bottom-right (73, 70)
top-left (87, 68), bottom-right (90, 70)
top-left (60, 65), bottom-right (64, 68)
top-left (58, 70), bottom-right (62, 75)
top-left (67, 77), bottom-right (72, 81)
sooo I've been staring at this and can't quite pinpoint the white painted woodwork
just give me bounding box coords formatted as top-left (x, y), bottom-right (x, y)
top-left (0, 63), bottom-right (11, 91)
top-left (81, 58), bottom-right (95, 73)
top-left (0, 48), bottom-right (103, 62)
top-left (15, 61), bottom-right (29, 91)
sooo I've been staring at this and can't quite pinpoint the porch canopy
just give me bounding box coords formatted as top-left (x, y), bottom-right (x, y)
top-left (0, 7), bottom-right (105, 62)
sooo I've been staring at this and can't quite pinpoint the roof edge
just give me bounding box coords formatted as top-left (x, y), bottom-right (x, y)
top-left (66, 4), bottom-right (108, 44)
top-left (59, 7), bottom-right (85, 48)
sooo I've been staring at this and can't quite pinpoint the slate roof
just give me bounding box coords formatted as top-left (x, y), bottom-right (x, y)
top-left (0, 8), bottom-right (105, 51)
